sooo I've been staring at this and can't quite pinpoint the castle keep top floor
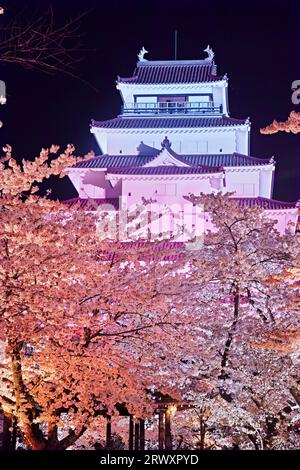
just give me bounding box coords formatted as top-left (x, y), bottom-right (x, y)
top-left (91, 47), bottom-right (250, 156)
top-left (116, 46), bottom-right (229, 116)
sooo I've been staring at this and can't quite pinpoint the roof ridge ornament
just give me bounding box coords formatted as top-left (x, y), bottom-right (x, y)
top-left (269, 156), bottom-right (276, 164)
top-left (203, 45), bottom-right (215, 62)
top-left (138, 47), bottom-right (149, 62)
top-left (136, 141), bottom-right (144, 154)
top-left (161, 136), bottom-right (172, 149)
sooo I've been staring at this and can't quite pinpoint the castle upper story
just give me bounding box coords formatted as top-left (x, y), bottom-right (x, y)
top-left (91, 47), bottom-right (250, 156)
top-left (116, 46), bottom-right (229, 117)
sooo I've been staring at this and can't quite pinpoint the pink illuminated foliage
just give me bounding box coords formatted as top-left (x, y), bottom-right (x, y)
top-left (260, 111), bottom-right (300, 134)
top-left (0, 147), bottom-right (299, 450)
top-left (0, 144), bottom-right (195, 450)
top-left (168, 194), bottom-right (300, 449)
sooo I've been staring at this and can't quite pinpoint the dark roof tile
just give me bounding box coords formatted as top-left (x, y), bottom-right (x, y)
top-left (62, 198), bottom-right (119, 210)
top-left (107, 166), bottom-right (222, 175)
top-left (74, 152), bottom-right (270, 169)
top-left (75, 155), bottom-right (154, 169)
top-left (118, 63), bottom-right (220, 84)
top-left (235, 197), bottom-right (297, 210)
top-left (180, 152), bottom-right (270, 167)
top-left (91, 116), bottom-right (247, 129)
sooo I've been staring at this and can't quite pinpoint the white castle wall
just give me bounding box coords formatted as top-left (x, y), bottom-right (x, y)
top-left (120, 175), bottom-right (221, 207)
top-left (92, 127), bottom-right (248, 156)
top-left (68, 163), bottom-right (274, 201)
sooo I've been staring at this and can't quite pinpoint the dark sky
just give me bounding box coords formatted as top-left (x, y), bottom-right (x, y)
top-left (0, 0), bottom-right (299, 201)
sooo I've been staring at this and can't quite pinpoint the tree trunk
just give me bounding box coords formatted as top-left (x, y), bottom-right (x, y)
top-left (158, 410), bottom-right (164, 450)
top-left (219, 287), bottom-right (240, 401)
top-left (165, 409), bottom-right (172, 450)
top-left (45, 422), bottom-right (59, 450)
top-left (134, 421), bottom-right (140, 450)
top-left (10, 341), bottom-right (46, 450)
top-left (139, 419), bottom-right (145, 450)
top-left (106, 417), bottom-right (112, 449)
top-left (199, 414), bottom-right (206, 450)
top-left (10, 416), bottom-right (17, 450)
top-left (1, 414), bottom-right (13, 450)
top-left (128, 415), bottom-right (134, 450)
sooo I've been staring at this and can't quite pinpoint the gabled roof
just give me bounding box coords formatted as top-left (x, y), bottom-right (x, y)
top-left (118, 62), bottom-right (221, 84)
top-left (107, 166), bottom-right (223, 176)
top-left (91, 116), bottom-right (247, 130)
top-left (234, 197), bottom-right (297, 210)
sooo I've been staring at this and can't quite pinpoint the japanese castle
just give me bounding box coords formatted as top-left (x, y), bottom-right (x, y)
top-left (65, 46), bottom-right (298, 235)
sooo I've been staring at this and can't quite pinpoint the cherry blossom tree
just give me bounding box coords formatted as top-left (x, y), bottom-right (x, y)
top-left (167, 194), bottom-right (300, 449)
top-left (260, 111), bottom-right (300, 134)
top-left (0, 144), bottom-right (197, 450)
top-left (1, 150), bottom-right (298, 451)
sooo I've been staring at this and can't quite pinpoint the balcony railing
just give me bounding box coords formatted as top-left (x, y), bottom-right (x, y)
top-left (122, 101), bottom-right (222, 116)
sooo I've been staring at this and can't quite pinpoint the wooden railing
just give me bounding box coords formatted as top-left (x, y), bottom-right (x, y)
top-left (122, 101), bottom-right (222, 115)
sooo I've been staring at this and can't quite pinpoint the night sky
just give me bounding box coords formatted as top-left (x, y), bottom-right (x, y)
top-left (0, 0), bottom-right (299, 202)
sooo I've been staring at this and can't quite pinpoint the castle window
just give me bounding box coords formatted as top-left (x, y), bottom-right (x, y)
top-left (158, 96), bottom-right (186, 114)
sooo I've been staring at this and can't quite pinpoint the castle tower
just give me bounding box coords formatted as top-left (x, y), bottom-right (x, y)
top-left (65, 47), bottom-right (298, 234)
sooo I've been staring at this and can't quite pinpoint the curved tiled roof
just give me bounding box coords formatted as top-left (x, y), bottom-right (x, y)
top-left (74, 152), bottom-right (270, 170)
top-left (107, 166), bottom-right (223, 176)
top-left (62, 198), bottom-right (119, 210)
top-left (61, 197), bottom-right (297, 212)
top-left (91, 116), bottom-right (247, 129)
top-left (118, 63), bottom-right (221, 84)
top-left (75, 154), bottom-right (155, 169)
top-left (180, 153), bottom-right (270, 167)
top-left (235, 197), bottom-right (297, 210)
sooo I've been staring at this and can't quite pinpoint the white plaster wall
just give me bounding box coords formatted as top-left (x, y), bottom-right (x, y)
top-left (259, 167), bottom-right (274, 198)
top-left (93, 128), bottom-right (241, 156)
top-left (264, 210), bottom-right (298, 234)
top-left (212, 87), bottom-right (223, 108)
top-left (203, 209), bottom-right (298, 235)
top-left (83, 185), bottom-right (105, 198)
top-left (91, 129), bottom-right (108, 154)
top-left (83, 170), bottom-right (120, 198)
top-left (235, 129), bottom-right (249, 155)
top-left (225, 169), bottom-right (260, 196)
top-left (70, 166), bottom-right (273, 202)
top-left (120, 176), bottom-right (219, 207)
top-left (205, 131), bottom-right (236, 153)
top-left (67, 171), bottom-right (81, 195)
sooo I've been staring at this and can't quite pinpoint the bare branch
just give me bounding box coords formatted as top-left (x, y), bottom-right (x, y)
top-left (0, 6), bottom-right (96, 89)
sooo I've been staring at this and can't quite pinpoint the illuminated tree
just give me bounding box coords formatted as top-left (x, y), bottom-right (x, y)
top-left (1, 148), bottom-right (298, 450)
top-left (0, 144), bottom-right (195, 450)
top-left (260, 111), bottom-right (300, 134)
top-left (170, 194), bottom-right (300, 449)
